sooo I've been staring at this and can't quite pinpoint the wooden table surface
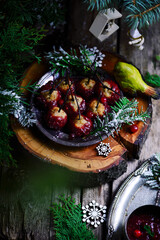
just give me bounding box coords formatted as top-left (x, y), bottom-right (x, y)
top-left (0, 2), bottom-right (160, 239)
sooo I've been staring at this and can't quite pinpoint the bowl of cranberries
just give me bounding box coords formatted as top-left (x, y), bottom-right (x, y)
top-left (125, 205), bottom-right (160, 240)
top-left (31, 70), bottom-right (122, 147)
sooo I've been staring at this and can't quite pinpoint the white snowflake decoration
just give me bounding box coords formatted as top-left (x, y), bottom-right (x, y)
top-left (82, 200), bottom-right (107, 228)
top-left (96, 142), bottom-right (112, 157)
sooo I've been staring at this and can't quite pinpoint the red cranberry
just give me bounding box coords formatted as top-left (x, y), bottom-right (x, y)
top-left (97, 79), bottom-right (120, 105)
top-left (45, 106), bottom-right (67, 130)
top-left (65, 95), bottom-right (86, 117)
top-left (86, 111), bottom-right (94, 119)
top-left (58, 99), bottom-right (64, 106)
top-left (69, 133), bottom-right (76, 139)
top-left (130, 124), bottom-right (138, 133)
top-left (100, 96), bottom-right (107, 105)
top-left (76, 78), bottom-right (96, 100)
top-left (69, 115), bottom-right (93, 137)
top-left (58, 78), bottom-right (75, 96)
top-left (133, 229), bottom-right (142, 238)
top-left (87, 99), bottom-right (106, 119)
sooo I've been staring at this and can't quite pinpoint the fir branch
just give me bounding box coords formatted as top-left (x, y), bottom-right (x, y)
top-left (51, 195), bottom-right (96, 240)
top-left (84, 0), bottom-right (160, 29)
top-left (0, 14), bottom-right (47, 166)
top-left (92, 97), bottom-right (150, 137)
top-left (83, 0), bottom-right (122, 11)
top-left (144, 72), bottom-right (160, 87)
top-left (124, 0), bottom-right (160, 29)
top-left (0, 0), bottom-right (66, 166)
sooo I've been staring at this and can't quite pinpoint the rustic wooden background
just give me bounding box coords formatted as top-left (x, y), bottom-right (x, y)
top-left (0, 1), bottom-right (160, 239)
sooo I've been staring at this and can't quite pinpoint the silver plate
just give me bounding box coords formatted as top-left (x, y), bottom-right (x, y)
top-left (31, 71), bottom-right (108, 147)
top-left (106, 158), bottom-right (159, 240)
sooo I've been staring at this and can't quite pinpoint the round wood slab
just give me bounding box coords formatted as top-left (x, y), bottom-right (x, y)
top-left (11, 52), bottom-right (152, 178)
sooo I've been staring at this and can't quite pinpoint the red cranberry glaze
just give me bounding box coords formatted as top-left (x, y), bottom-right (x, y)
top-left (58, 78), bottom-right (75, 96)
top-left (69, 115), bottom-right (93, 138)
top-left (76, 77), bottom-right (96, 100)
top-left (97, 79), bottom-right (120, 105)
top-left (86, 99), bottom-right (107, 119)
top-left (45, 106), bottom-right (67, 130)
top-left (65, 94), bottom-right (86, 117)
top-left (36, 81), bottom-right (61, 109)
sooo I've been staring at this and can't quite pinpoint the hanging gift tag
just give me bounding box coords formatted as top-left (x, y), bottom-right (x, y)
top-left (89, 9), bottom-right (122, 41)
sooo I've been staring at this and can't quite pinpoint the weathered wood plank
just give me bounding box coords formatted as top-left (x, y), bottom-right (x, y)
top-left (82, 184), bottom-right (110, 240)
top-left (119, 20), bottom-right (160, 75)
top-left (67, 0), bottom-right (118, 52)
top-left (140, 99), bottom-right (160, 160)
top-left (112, 18), bottom-right (160, 196)
top-left (0, 140), bottom-right (53, 240)
top-left (112, 159), bottom-right (139, 196)
top-left (138, 22), bottom-right (160, 161)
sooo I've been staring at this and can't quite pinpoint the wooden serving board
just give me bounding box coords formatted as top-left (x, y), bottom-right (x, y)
top-left (11, 52), bottom-right (152, 177)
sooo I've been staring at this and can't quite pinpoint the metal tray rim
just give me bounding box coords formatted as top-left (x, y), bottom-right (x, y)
top-left (106, 159), bottom-right (158, 240)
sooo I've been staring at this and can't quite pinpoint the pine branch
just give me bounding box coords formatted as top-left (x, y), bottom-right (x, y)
top-left (45, 45), bottom-right (105, 76)
top-left (51, 195), bottom-right (96, 240)
top-left (92, 97), bottom-right (150, 137)
top-left (144, 72), bottom-right (160, 87)
top-left (0, 0), bottom-right (65, 165)
top-left (0, 88), bottom-right (36, 127)
top-left (0, 0), bottom-right (65, 27)
top-left (0, 23), bottom-right (45, 90)
top-left (142, 155), bottom-right (160, 190)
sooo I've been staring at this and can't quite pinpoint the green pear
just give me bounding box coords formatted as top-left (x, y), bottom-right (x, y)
top-left (114, 62), bottom-right (156, 97)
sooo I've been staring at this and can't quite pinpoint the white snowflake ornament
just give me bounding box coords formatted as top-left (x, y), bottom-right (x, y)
top-left (82, 200), bottom-right (107, 228)
top-left (96, 142), bottom-right (112, 157)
